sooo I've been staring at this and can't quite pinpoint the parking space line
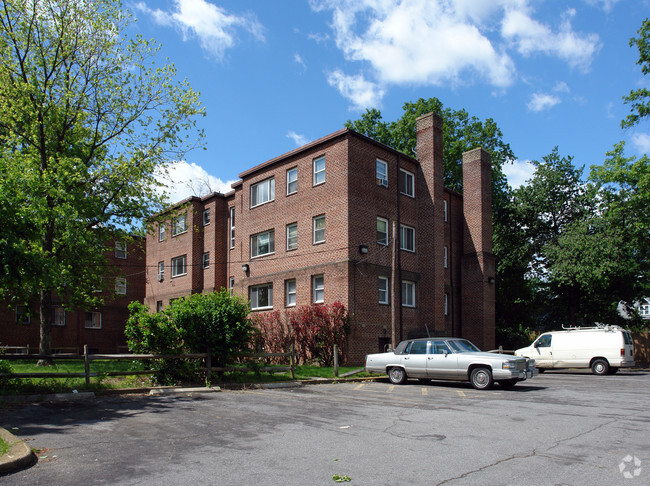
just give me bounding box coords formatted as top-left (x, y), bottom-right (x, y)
top-left (457, 390), bottom-right (466, 398)
top-left (354, 383), bottom-right (366, 390)
top-left (387, 385), bottom-right (395, 393)
top-left (422, 388), bottom-right (428, 396)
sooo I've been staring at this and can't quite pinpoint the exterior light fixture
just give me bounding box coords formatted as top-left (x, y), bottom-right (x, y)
top-left (488, 277), bottom-right (495, 284)
top-left (359, 244), bottom-right (369, 254)
top-left (242, 264), bottom-right (249, 273)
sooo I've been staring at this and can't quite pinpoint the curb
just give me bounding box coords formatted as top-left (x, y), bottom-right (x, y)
top-left (148, 386), bottom-right (221, 396)
top-left (0, 391), bottom-right (95, 405)
top-left (0, 427), bottom-right (34, 475)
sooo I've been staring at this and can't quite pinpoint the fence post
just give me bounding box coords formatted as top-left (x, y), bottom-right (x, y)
top-left (206, 347), bottom-right (212, 386)
top-left (333, 344), bottom-right (339, 377)
top-left (84, 345), bottom-right (90, 386)
top-left (289, 344), bottom-right (295, 380)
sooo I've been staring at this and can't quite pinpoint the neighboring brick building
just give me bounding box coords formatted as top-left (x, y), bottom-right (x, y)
top-left (0, 239), bottom-right (146, 354)
top-left (145, 112), bottom-right (495, 363)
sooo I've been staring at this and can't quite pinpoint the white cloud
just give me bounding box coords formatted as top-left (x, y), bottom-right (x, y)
top-left (503, 159), bottom-right (535, 188)
top-left (584, 0), bottom-right (622, 13)
top-left (294, 53), bottom-right (307, 71)
top-left (553, 81), bottom-right (570, 93)
top-left (286, 131), bottom-right (311, 147)
top-left (631, 133), bottom-right (650, 155)
top-left (156, 161), bottom-right (237, 203)
top-left (327, 70), bottom-right (385, 110)
top-left (135, 0), bottom-right (264, 60)
top-left (527, 92), bottom-right (561, 112)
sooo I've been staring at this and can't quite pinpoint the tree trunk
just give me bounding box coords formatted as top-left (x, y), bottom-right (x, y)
top-left (37, 289), bottom-right (54, 366)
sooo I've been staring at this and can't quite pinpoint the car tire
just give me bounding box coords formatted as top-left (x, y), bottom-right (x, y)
top-left (470, 367), bottom-right (493, 390)
top-left (499, 379), bottom-right (518, 389)
top-left (591, 358), bottom-right (610, 375)
top-left (388, 367), bottom-right (407, 385)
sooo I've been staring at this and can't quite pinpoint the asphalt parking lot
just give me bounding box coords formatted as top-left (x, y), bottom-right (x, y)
top-left (2, 369), bottom-right (649, 485)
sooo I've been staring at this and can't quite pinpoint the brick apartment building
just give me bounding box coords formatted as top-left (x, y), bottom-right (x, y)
top-left (145, 112), bottom-right (495, 364)
top-left (0, 239), bottom-right (146, 354)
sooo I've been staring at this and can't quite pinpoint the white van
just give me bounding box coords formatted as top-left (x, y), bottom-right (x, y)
top-left (515, 324), bottom-right (635, 375)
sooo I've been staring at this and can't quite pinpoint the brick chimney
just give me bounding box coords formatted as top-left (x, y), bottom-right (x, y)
top-left (461, 148), bottom-right (495, 350)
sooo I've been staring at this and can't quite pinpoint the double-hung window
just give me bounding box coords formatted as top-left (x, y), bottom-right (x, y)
top-left (376, 160), bottom-right (388, 186)
top-left (443, 199), bottom-right (448, 222)
top-left (378, 276), bottom-right (389, 304)
top-left (286, 223), bottom-right (298, 251)
top-left (115, 277), bottom-right (127, 295)
top-left (251, 284), bottom-right (273, 310)
top-left (287, 167), bottom-right (298, 195)
top-left (115, 241), bottom-right (127, 259)
top-left (85, 311), bottom-right (102, 329)
top-left (400, 224), bottom-right (415, 252)
top-left (313, 215), bottom-right (325, 244)
top-left (53, 306), bottom-right (66, 327)
top-left (202, 252), bottom-right (210, 269)
top-left (377, 217), bottom-right (389, 245)
top-left (159, 223), bottom-right (166, 241)
top-left (251, 177), bottom-right (275, 207)
top-left (203, 209), bottom-right (210, 226)
top-left (172, 213), bottom-right (187, 236)
top-left (229, 207), bottom-right (235, 249)
top-left (313, 275), bottom-right (324, 303)
top-left (444, 246), bottom-right (448, 268)
top-left (158, 262), bottom-right (164, 281)
top-left (171, 255), bottom-right (187, 277)
top-left (402, 281), bottom-right (415, 307)
top-left (251, 230), bottom-right (275, 258)
top-left (399, 169), bottom-right (415, 198)
top-left (313, 156), bottom-right (325, 185)
top-left (15, 306), bottom-right (30, 325)
top-left (286, 279), bottom-right (296, 307)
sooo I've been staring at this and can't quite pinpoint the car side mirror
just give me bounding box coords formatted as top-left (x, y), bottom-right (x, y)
top-left (443, 350), bottom-right (449, 357)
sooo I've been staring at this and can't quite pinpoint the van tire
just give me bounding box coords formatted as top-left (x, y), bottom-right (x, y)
top-left (591, 359), bottom-right (610, 375)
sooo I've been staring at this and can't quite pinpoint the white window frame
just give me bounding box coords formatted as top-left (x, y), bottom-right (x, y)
top-left (313, 215), bottom-right (325, 244)
top-left (172, 213), bottom-right (187, 236)
top-left (156, 301), bottom-right (163, 313)
top-left (376, 159), bottom-right (388, 187)
top-left (400, 169), bottom-right (415, 198)
top-left (15, 306), bottom-right (30, 325)
top-left (115, 277), bottom-right (127, 295)
top-left (287, 167), bottom-right (298, 195)
top-left (377, 217), bottom-right (389, 246)
top-left (444, 293), bottom-right (449, 316)
top-left (313, 156), bottom-right (325, 186)
top-left (202, 252), bottom-right (210, 269)
top-left (251, 230), bottom-right (275, 258)
top-left (171, 255), bottom-right (187, 278)
top-left (378, 276), bottom-right (389, 305)
top-left (53, 306), bottom-right (66, 327)
top-left (251, 177), bottom-right (275, 208)
top-left (402, 280), bottom-right (415, 308)
top-left (400, 224), bottom-right (415, 252)
top-left (286, 223), bottom-right (298, 251)
top-left (158, 261), bottom-right (164, 281)
top-left (115, 241), bottom-right (127, 259)
top-left (443, 199), bottom-right (448, 222)
top-left (640, 304), bottom-right (650, 317)
top-left (203, 208), bottom-right (210, 226)
top-left (85, 311), bottom-right (102, 329)
top-left (286, 279), bottom-right (297, 307)
top-left (444, 246), bottom-right (448, 268)
top-left (312, 275), bottom-right (324, 303)
top-left (250, 283), bottom-right (273, 310)
top-left (159, 223), bottom-right (166, 242)
top-left (229, 276), bottom-right (235, 297)
top-left (229, 207), bottom-right (235, 249)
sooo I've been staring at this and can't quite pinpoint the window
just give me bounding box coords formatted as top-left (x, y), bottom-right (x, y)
top-left (156, 301), bottom-right (163, 312)
top-left (85, 311), bottom-right (102, 329)
top-left (402, 281), bottom-right (415, 307)
top-left (444, 246), bottom-right (448, 268)
top-left (287, 167), bottom-right (298, 195)
top-left (400, 224), bottom-right (415, 252)
top-left (251, 284), bottom-right (273, 310)
top-left (376, 160), bottom-right (388, 187)
top-left (115, 277), bottom-right (127, 295)
top-left (159, 223), bottom-right (166, 241)
top-left (286, 223), bottom-right (298, 251)
top-left (158, 261), bottom-right (164, 281)
top-left (399, 169), bottom-right (415, 197)
top-left (53, 306), bottom-right (65, 327)
top-left (313, 275), bottom-right (324, 303)
top-left (251, 230), bottom-right (275, 258)
top-left (639, 303), bottom-right (650, 317)
top-left (408, 341), bottom-right (428, 354)
top-left (313, 156), bottom-right (325, 185)
top-left (286, 279), bottom-right (296, 307)
top-left (377, 217), bottom-right (389, 245)
top-left (171, 255), bottom-right (187, 277)
top-left (443, 199), bottom-right (448, 222)
top-left (313, 215), bottom-right (325, 244)
top-left (379, 277), bottom-right (389, 304)
top-left (203, 209), bottom-right (210, 226)
top-left (444, 293), bottom-right (449, 316)
top-left (15, 306), bottom-right (30, 325)
top-left (251, 177), bottom-right (275, 207)
top-left (202, 252), bottom-right (210, 269)
top-left (229, 207), bottom-right (235, 249)
top-left (536, 335), bottom-right (552, 347)
top-left (115, 241), bottom-right (127, 259)
top-left (229, 277), bottom-right (235, 297)
top-left (172, 213), bottom-right (187, 236)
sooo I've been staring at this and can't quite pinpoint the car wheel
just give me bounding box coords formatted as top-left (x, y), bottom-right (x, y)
top-left (470, 367), bottom-right (493, 390)
top-left (388, 367), bottom-right (407, 385)
top-left (499, 379), bottom-right (518, 389)
top-left (608, 367), bottom-right (619, 375)
top-left (591, 359), bottom-right (610, 375)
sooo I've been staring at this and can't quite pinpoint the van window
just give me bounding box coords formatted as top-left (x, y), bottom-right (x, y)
top-left (536, 335), bottom-right (552, 348)
top-left (623, 331), bottom-right (633, 345)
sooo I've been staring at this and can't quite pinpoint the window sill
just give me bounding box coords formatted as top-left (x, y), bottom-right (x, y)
top-left (251, 306), bottom-right (274, 312)
top-left (251, 252), bottom-right (275, 259)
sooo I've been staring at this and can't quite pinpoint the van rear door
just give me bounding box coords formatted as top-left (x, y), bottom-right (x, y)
top-left (622, 331), bottom-right (635, 364)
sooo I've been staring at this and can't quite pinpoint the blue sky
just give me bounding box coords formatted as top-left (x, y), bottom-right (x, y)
top-left (129, 0), bottom-right (650, 202)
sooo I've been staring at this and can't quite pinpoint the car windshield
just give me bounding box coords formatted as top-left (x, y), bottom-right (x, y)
top-left (447, 339), bottom-right (481, 353)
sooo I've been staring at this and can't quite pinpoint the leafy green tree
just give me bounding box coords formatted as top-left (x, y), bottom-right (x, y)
top-left (0, 0), bottom-right (203, 362)
top-left (622, 18), bottom-right (650, 128)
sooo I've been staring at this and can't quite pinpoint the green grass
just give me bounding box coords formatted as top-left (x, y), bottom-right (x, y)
top-left (0, 436), bottom-right (10, 456)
